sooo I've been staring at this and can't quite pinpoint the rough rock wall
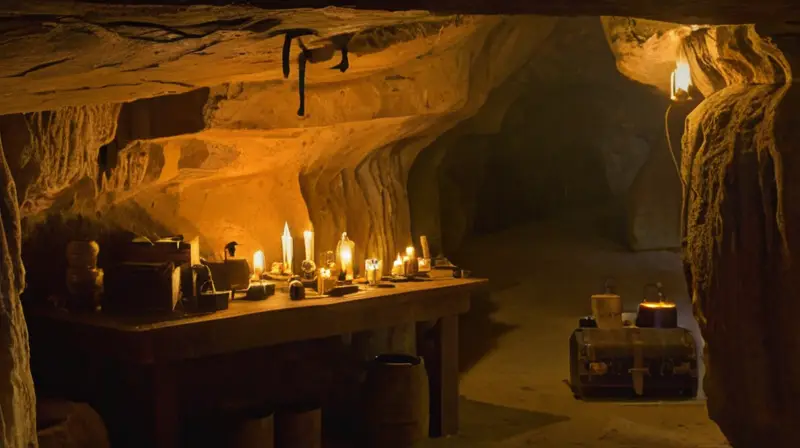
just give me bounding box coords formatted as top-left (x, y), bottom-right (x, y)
top-left (680, 25), bottom-right (800, 446)
top-left (0, 136), bottom-right (38, 447)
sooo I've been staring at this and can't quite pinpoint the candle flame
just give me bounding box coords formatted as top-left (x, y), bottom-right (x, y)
top-left (253, 250), bottom-right (265, 272)
top-left (406, 246), bottom-right (415, 257)
top-left (394, 254), bottom-right (403, 266)
top-left (283, 222), bottom-right (291, 237)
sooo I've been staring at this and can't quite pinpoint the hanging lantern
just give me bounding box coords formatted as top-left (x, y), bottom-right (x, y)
top-left (670, 53), bottom-right (692, 102)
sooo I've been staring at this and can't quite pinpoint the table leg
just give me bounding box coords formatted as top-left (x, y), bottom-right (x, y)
top-left (425, 314), bottom-right (459, 438)
top-left (152, 364), bottom-right (180, 448)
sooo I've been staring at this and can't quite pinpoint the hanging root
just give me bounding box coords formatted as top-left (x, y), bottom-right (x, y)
top-left (332, 46), bottom-right (349, 72)
top-left (297, 39), bottom-right (311, 117)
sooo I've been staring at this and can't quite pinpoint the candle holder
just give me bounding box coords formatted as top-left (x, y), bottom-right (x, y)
top-left (418, 257), bottom-right (431, 273)
top-left (317, 268), bottom-right (334, 295)
top-left (365, 259), bottom-right (382, 286)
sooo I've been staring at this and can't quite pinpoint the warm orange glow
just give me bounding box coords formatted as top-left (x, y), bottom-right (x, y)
top-left (640, 301), bottom-right (677, 309)
top-left (418, 257), bottom-right (430, 272)
top-left (320, 267), bottom-right (331, 279)
top-left (670, 56), bottom-right (692, 101)
top-left (253, 250), bottom-right (265, 277)
top-left (406, 246), bottom-right (415, 258)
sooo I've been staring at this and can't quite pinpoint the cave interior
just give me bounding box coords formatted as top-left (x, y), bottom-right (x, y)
top-left (1, 1), bottom-right (800, 447)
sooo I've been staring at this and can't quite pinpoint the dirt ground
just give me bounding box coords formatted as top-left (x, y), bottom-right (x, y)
top-left (423, 217), bottom-right (729, 447)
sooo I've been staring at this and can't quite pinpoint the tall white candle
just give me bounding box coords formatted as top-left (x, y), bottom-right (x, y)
top-left (282, 222), bottom-right (293, 274)
top-left (253, 250), bottom-right (265, 279)
top-left (303, 230), bottom-right (314, 262)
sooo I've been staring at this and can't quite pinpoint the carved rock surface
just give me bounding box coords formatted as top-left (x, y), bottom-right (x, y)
top-left (681, 25), bottom-right (800, 447)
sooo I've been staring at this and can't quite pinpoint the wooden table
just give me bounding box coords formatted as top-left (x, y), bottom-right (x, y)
top-left (28, 278), bottom-right (487, 447)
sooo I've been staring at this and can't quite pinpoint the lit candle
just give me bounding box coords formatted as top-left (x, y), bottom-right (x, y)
top-left (252, 250), bottom-right (265, 279)
top-left (282, 222), bottom-right (293, 274)
top-left (406, 246), bottom-right (415, 259)
top-left (392, 253), bottom-right (404, 276)
top-left (420, 235), bottom-right (430, 260)
top-left (405, 246), bottom-right (418, 275)
top-left (303, 230), bottom-right (314, 262)
top-left (318, 267), bottom-right (331, 295)
top-left (365, 259), bottom-right (382, 286)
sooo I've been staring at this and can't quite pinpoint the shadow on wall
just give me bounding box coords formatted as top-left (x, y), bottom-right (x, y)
top-left (20, 204), bottom-right (173, 304)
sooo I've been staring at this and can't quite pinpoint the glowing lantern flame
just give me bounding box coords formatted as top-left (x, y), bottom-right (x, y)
top-left (670, 56), bottom-right (692, 101)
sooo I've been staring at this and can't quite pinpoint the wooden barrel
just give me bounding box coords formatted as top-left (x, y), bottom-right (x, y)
top-left (363, 354), bottom-right (430, 448)
top-left (232, 411), bottom-right (274, 448)
top-left (275, 405), bottom-right (321, 448)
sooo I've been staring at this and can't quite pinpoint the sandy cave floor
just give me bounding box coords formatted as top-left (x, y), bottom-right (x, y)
top-left (421, 216), bottom-right (729, 447)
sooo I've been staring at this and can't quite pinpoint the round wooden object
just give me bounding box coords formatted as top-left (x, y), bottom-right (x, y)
top-left (232, 412), bottom-right (275, 448)
top-left (363, 354), bottom-right (430, 448)
top-left (275, 406), bottom-right (322, 448)
top-left (66, 241), bottom-right (100, 269)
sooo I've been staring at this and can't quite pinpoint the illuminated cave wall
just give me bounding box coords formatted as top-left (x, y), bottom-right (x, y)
top-left (0, 15), bottom-right (560, 303)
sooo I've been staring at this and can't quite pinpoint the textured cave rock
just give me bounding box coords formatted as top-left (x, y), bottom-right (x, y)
top-left (0, 137), bottom-right (38, 447)
top-left (679, 25), bottom-right (800, 447)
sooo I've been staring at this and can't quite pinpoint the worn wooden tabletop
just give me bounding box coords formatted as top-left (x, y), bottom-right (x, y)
top-left (28, 277), bottom-right (487, 363)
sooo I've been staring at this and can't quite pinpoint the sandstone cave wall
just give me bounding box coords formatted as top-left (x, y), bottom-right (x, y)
top-left (409, 17), bottom-right (684, 254)
top-left (0, 15), bottom-right (560, 304)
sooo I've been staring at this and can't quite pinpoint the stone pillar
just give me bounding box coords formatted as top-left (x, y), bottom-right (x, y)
top-left (682, 25), bottom-right (800, 447)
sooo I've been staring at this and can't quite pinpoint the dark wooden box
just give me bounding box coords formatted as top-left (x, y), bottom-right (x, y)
top-left (104, 262), bottom-right (182, 314)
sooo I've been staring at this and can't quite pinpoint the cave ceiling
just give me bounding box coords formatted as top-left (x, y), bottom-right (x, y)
top-left (2, 1), bottom-right (799, 115)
